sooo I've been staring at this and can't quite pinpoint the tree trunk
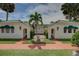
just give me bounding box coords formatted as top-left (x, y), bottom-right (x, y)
top-left (6, 11), bottom-right (8, 21)
top-left (36, 24), bottom-right (40, 43)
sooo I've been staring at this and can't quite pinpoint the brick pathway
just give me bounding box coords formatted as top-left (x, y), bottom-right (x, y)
top-left (0, 40), bottom-right (79, 50)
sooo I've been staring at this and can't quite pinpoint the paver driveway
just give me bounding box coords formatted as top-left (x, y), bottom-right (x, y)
top-left (0, 40), bottom-right (79, 50)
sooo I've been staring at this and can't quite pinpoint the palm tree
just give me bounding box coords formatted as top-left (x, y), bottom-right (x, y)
top-left (29, 12), bottom-right (43, 29)
top-left (61, 3), bottom-right (79, 21)
top-left (0, 3), bottom-right (15, 21)
top-left (29, 12), bottom-right (43, 42)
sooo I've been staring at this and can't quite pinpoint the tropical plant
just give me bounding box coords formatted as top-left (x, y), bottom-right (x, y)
top-left (29, 12), bottom-right (43, 31)
top-left (29, 12), bottom-right (43, 27)
top-left (71, 31), bottom-right (79, 46)
top-left (29, 12), bottom-right (43, 42)
top-left (0, 3), bottom-right (15, 21)
top-left (61, 3), bottom-right (79, 21)
top-left (30, 30), bottom-right (35, 39)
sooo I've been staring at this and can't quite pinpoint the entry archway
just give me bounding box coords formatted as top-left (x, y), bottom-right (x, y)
top-left (51, 28), bottom-right (54, 39)
top-left (23, 29), bottom-right (27, 39)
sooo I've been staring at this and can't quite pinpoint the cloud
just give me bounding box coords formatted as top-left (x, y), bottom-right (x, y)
top-left (0, 9), bottom-right (6, 20)
top-left (9, 12), bottom-right (26, 20)
top-left (0, 9), bottom-right (5, 13)
top-left (26, 3), bottom-right (65, 24)
top-left (0, 3), bottom-right (65, 24)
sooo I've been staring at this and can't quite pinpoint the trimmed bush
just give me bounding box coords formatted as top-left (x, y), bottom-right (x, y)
top-left (71, 31), bottom-right (79, 46)
top-left (44, 31), bottom-right (48, 39)
top-left (0, 38), bottom-right (20, 41)
top-left (59, 38), bottom-right (70, 41)
top-left (30, 30), bottom-right (35, 39)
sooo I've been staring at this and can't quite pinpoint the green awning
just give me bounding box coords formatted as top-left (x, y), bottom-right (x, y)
top-left (4, 25), bottom-right (11, 28)
top-left (10, 26), bottom-right (14, 29)
top-left (68, 25), bottom-right (74, 29)
top-left (64, 25), bottom-right (78, 29)
top-left (0, 26), bottom-right (5, 28)
top-left (0, 25), bottom-right (14, 29)
top-left (74, 26), bottom-right (78, 29)
top-left (64, 26), bottom-right (68, 29)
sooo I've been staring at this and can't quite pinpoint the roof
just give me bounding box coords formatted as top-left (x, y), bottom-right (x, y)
top-left (0, 20), bottom-right (23, 22)
top-left (0, 20), bottom-right (30, 27)
top-left (48, 20), bottom-right (79, 27)
top-left (50, 20), bottom-right (79, 24)
top-left (66, 20), bottom-right (79, 22)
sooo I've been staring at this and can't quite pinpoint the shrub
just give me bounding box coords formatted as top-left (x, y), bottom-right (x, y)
top-left (59, 38), bottom-right (70, 41)
top-left (44, 31), bottom-right (48, 39)
top-left (0, 38), bottom-right (20, 41)
top-left (71, 31), bottom-right (79, 46)
top-left (30, 30), bottom-right (35, 39)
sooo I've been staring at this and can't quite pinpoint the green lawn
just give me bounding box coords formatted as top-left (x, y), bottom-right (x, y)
top-left (44, 39), bottom-right (55, 44)
top-left (23, 39), bottom-right (33, 44)
top-left (61, 41), bottom-right (71, 44)
top-left (0, 49), bottom-right (72, 56)
top-left (0, 41), bottom-right (16, 44)
top-left (0, 39), bottom-right (20, 44)
top-left (23, 39), bottom-right (54, 44)
top-left (59, 39), bottom-right (71, 44)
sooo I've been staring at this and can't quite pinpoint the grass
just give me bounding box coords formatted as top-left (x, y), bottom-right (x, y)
top-left (23, 39), bottom-right (54, 44)
top-left (0, 49), bottom-right (72, 56)
top-left (44, 39), bottom-right (54, 44)
top-left (59, 39), bottom-right (71, 44)
top-left (0, 41), bottom-right (16, 44)
top-left (61, 41), bottom-right (71, 44)
top-left (0, 39), bottom-right (20, 44)
top-left (24, 38), bottom-right (72, 44)
top-left (0, 38), bottom-right (71, 44)
top-left (24, 39), bottom-right (33, 44)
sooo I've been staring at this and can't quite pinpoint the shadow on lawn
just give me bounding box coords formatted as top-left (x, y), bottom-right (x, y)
top-left (28, 41), bottom-right (46, 49)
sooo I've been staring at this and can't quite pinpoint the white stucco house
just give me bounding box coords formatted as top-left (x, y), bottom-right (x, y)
top-left (0, 19), bottom-right (79, 40)
top-left (48, 20), bottom-right (79, 39)
top-left (0, 20), bottom-right (31, 39)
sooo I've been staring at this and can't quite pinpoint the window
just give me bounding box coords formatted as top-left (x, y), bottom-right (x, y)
top-left (24, 29), bottom-right (27, 33)
top-left (68, 29), bottom-right (72, 33)
top-left (6, 28), bottom-right (9, 33)
top-left (57, 27), bottom-right (59, 31)
top-left (73, 29), bottom-right (76, 33)
top-left (64, 28), bottom-right (67, 33)
top-left (1, 28), bottom-right (4, 33)
top-left (51, 29), bottom-right (54, 33)
top-left (19, 26), bottom-right (21, 30)
top-left (11, 28), bottom-right (14, 33)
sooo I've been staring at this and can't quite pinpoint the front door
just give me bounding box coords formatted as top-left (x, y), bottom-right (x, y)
top-left (51, 29), bottom-right (54, 39)
top-left (23, 29), bottom-right (27, 39)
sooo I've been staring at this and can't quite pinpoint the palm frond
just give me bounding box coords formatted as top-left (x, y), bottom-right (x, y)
top-left (29, 18), bottom-right (34, 25)
top-left (29, 12), bottom-right (43, 25)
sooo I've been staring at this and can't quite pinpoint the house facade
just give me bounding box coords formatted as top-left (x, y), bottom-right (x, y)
top-left (0, 20), bottom-right (79, 40)
top-left (48, 20), bottom-right (79, 39)
top-left (0, 20), bottom-right (31, 39)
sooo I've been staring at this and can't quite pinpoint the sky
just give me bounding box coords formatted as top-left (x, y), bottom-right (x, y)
top-left (0, 3), bottom-right (66, 24)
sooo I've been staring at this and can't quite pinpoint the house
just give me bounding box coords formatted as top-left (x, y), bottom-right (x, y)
top-left (0, 20), bottom-right (31, 39)
top-left (0, 19), bottom-right (79, 40)
top-left (48, 20), bottom-right (79, 39)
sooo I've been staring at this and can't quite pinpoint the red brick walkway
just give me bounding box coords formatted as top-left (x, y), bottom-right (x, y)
top-left (0, 40), bottom-right (79, 50)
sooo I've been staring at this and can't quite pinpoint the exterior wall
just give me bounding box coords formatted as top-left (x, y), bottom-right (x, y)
top-left (48, 21), bottom-right (79, 39)
top-left (21, 23), bottom-right (31, 39)
top-left (54, 25), bottom-right (74, 39)
top-left (0, 22), bottom-right (31, 39)
top-left (35, 26), bottom-right (44, 34)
